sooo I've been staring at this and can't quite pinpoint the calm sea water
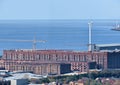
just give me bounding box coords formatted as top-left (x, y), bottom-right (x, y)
top-left (0, 19), bottom-right (120, 54)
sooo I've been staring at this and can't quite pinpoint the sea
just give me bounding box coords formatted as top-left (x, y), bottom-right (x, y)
top-left (0, 19), bottom-right (120, 55)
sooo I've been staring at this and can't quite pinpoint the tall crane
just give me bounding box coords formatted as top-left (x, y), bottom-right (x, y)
top-left (0, 37), bottom-right (46, 50)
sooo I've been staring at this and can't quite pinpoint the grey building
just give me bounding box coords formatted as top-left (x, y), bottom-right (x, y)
top-left (93, 44), bottom-right (120, 51)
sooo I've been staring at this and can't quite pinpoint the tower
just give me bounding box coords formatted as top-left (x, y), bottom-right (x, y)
top-left (88, 21), bottom-right (93, 51)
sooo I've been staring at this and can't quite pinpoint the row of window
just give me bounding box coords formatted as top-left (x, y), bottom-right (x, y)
top-left (4, 55), bottom-right (92, 62)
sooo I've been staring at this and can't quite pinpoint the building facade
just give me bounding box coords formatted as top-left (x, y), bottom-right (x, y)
top-left (0, 50), bottom-right (108, 75)
top-left (107, 51), bottom-right (120, 69)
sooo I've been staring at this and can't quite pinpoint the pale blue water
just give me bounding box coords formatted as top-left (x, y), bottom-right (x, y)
top-left (0, 19), bottom-right (120, 55)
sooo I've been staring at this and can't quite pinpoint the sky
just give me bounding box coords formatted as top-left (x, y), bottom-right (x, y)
top-left (0, 0), bottom-right (120, 19)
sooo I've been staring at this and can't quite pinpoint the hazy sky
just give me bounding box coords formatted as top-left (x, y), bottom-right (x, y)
top-left (0, 0), bottom-right (120, 19)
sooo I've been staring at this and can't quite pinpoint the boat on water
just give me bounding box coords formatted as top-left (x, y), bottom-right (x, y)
top-left (111, 24), bottom-right (120, 31)
top-left (111, 21), bottom-right (120, 31)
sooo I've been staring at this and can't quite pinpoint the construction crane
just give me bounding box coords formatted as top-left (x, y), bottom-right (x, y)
top-left (65, 21), bottom-right (94, 51)
top-left (0, 37), bottom-right (46, 50)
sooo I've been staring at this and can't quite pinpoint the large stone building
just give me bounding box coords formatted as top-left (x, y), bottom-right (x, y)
top-left (0, 50), bottom-right (110, 75)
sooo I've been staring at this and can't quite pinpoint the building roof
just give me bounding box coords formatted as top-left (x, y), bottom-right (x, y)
top-left (3, 49), bottom-right (106, 54)
top-left (96, 44), bottom-right (120, 47)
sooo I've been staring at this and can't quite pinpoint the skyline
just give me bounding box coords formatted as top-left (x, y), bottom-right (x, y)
top-left (0, 0), bottom-right (120, 19)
